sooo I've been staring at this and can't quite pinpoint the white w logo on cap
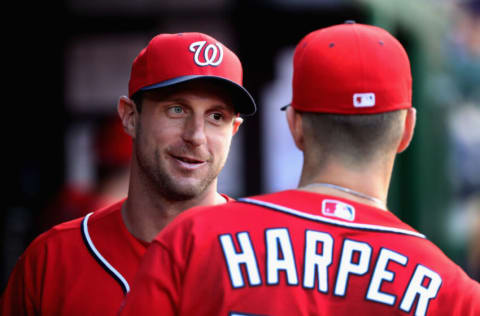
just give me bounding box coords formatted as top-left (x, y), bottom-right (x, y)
top-left (189, 41), bottom-right (224, 66)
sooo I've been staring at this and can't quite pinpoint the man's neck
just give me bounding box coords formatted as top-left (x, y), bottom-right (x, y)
top-left (121, 181), bottom-right (226, 243)
top-left (298, 160), bottom-right (393, 210)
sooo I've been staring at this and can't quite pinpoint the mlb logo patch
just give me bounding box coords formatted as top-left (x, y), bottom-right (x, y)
top-left (322, 200), bottom-right (355, 221)
top-left (353, 93), bottom-right (375, 108)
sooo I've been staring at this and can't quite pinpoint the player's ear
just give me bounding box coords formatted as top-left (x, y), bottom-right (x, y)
top-left (231, 115), bottom-right (243, 136)
top-left (118, 96), bottom-right (137, 139)
top-left (286, 106), bottom-right (305, 151)
top-left (397, 107), bottom-right (416, 153)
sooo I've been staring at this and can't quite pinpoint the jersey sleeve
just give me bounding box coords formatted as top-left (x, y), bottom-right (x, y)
top-left (118, 240), bottom-right (182, 316)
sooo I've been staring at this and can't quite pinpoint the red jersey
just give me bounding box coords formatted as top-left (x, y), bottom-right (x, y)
top-left (120, 190), bottom-right (480, 316)
top-left (0, 200), bottom-right (146, 316)
top-left (0, 194), bottom-right (233, 316)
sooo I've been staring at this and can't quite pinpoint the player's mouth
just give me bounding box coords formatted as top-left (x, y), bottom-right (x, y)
top-left (171, 154), bottom-right (207, 170)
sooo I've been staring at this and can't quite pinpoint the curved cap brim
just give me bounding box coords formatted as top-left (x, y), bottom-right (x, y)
top-left (139, 75), bottom-right (257, 116)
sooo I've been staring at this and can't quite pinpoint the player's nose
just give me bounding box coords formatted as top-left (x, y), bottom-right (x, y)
top-left (182, 114), bottom-right (207, 146)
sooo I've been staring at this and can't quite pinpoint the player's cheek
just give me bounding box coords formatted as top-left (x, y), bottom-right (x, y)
top-left (217, 135), bottom-right (234, 167)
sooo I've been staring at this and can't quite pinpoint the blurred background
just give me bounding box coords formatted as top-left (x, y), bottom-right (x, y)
top-left (2, 0), bottom-right (479, 289)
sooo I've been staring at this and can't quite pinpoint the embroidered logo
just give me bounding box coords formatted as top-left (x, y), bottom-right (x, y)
top-left (353, 93), bottom-right (375, 108)
top-left (189, 41), bottom-right (224, 66)
top-left (322, 199), bottom-right (355, 221)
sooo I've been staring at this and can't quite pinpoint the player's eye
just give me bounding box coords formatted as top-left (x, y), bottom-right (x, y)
top-left (207, 112), bottom-right (227, 125)
top-left (167, 105), bottom-right (186, 117)
top-left (210, 112), bottom-right (224, 121)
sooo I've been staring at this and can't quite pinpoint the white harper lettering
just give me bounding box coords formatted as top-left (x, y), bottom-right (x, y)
top-left (218, 228), bottom-right (442, 315)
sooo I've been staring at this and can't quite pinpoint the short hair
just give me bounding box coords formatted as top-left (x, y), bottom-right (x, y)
top-left (300, 110), bottom-right (405, 169)
top-left (131, 92), bottom-right (143, 113)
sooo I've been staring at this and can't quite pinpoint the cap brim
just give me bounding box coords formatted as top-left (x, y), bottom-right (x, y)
top-left (139, 75), bottom-right (257, 116)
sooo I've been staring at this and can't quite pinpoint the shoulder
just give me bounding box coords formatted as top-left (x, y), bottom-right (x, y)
top-left (161, 197), bottom-right (257, 231)
top-left (25, 217), bottom-right (83, 255)
top-left (155, 192), bottom-right (289, 246)
top-left (22, 200), bottom-right (124, 260)
top-left (81, 199), bottom-right (124, 228)
top-left (167, 190), bottom-right (304, 226)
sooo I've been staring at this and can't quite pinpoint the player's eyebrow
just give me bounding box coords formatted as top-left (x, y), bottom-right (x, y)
top-left (160, 97), bottom-right (188, 104)
top-left (208, 103), bottom-right (233, 112)
top-left (160, 97), bottom-right (234, 113)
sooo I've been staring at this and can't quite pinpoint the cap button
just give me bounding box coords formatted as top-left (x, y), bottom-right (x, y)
top-left (344, 20), bottom-right (356, 24)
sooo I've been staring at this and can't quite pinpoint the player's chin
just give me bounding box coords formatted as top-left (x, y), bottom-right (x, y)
top-left (166, 180), bottom-right (209, 201)
top-left (179, 169), bottom-right (218, 191)
top-left (170, 164), bottom-right (210, 182)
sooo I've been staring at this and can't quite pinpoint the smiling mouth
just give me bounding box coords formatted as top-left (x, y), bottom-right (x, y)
top-left (173, 155), bottom-right (205, 164)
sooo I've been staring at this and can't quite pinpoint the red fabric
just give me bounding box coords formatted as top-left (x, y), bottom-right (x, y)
top-left (1, 200), bottom-right (147, 316)
top-left (120, 190), bottom-right (480, 316)
top-left (128, 32), bottom-right (256, 115)
top-left (1, 194), bottom-right (235, 315)
top-left (129, 33), bottom-right (243, 95)
top-left (129, 33), bottom-right (242, 94)
top-left (292, 23), bottom-right (412, 114)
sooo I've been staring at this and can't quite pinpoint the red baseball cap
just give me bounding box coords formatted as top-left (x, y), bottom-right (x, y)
top-left (288, 21), bottom-right (412, 114)
top-left (129, 32), bottom-right (256, 115)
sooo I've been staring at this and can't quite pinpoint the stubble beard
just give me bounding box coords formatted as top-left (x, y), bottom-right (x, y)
top-left (136, 142), bottom-right (222, 203)
top-left (151, 148), bottom-right (219, 202)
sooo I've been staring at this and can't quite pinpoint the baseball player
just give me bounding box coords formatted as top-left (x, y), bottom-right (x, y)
top-left (0, 32), bottom-right (256, 316)
top-left (118, 22), bottom-right (480, 316)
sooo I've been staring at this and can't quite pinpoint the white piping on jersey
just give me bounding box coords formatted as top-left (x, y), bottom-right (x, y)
top-left (238, 198), bottom-right (426, 239)
top-left (82, 212), bottom-right (131, 293)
